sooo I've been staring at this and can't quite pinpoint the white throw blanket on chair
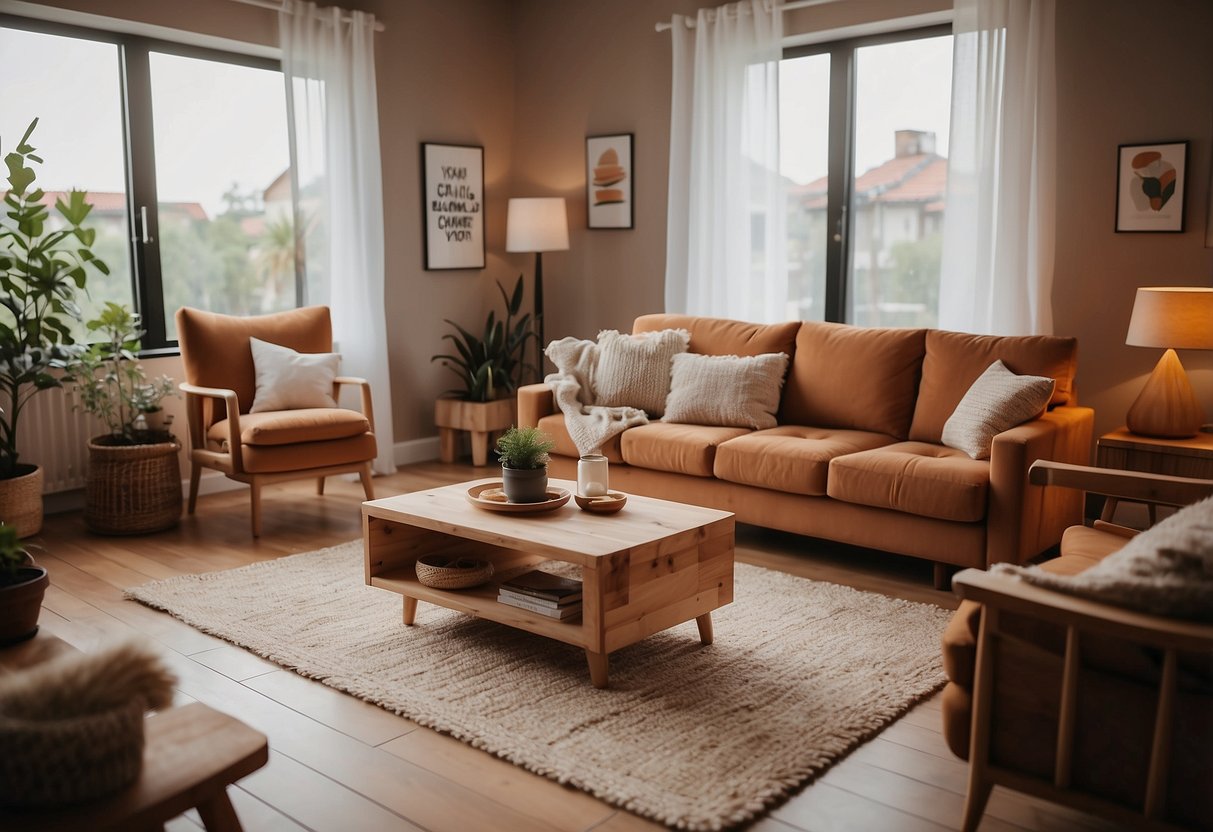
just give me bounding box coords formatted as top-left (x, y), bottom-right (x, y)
top-left (544, 337), bottom-right (648, 457)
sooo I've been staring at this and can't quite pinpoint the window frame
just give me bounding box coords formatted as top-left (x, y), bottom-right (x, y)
top-left (0, 13), bottom-right (295, 354)
top-left (783, 23), bottom-right (953, 324)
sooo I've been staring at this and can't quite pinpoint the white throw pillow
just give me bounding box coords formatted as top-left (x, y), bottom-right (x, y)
top-left (662, 352), bottom-right (789, 430)
top-left (593, 329), bottom-right (690, 417)
top-left (249, 337), bottom-right (340, 413)
top-left (941, 360), bottom-right (1055, 459)
top-left (992, 495), bottom-right (1213, 620)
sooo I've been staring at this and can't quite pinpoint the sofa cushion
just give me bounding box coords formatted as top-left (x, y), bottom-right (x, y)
top-left (780, 323), bottom-right (926, 439)
top-left (663, 352), bottom-right (788, 430)
top-left (208, 408), bottom-right (370, 448)
top-left (594, 328), bottom-right (690, 417)
top-left (249, 337), bottom-right (340, 413)
top-left (827, 442), bottom-right (989, 522)
top-left (941, 360), bottom-right (1056, 459)
top-left (714, 426), bottom-right (896, 496)
top-left (910, 330), bottom-right (1078, 443)
top-left (620, 422), bottom-right (750, 477)
top-left (537, 413), bottom-right (624, 463)
top-left (1058, 525), bottom-right (1126, 567)
top-left (633, 314), bottom-right (800, 358)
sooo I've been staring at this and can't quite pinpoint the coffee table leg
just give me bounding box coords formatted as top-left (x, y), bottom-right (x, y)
top-left (696, 613), bottom-right (714, 645)
top-left (403, 596), bottom-right (418, 626)
top-left (586, 650), bottom-right (609, 688)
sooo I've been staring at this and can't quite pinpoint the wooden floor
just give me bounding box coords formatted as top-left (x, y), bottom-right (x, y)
top-left (27, 461), bottom-right (1128, 832)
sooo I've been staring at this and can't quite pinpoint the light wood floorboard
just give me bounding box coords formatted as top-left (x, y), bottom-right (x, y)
top-left (24, 461), bottom-right (1132, 831)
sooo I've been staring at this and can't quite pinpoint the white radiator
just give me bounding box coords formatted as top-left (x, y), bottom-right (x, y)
top-left (14, 386), bottom-right (105, 493)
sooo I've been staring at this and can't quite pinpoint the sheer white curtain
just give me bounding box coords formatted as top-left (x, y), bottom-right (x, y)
top-left (280, 0), bottom-right (395, 474)
top-left (665, 0), bottom-right (787, 322)
top-left (939, 0), bottom-right (1056, 335)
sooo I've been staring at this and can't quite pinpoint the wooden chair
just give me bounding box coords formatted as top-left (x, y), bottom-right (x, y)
top-left (952, 460), bottom-right (1213, 831)
top-left (175, 306), bottom-right (376, 536)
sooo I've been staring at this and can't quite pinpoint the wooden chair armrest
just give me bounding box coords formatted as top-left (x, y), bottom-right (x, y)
top-left (178, 382), bottom-right (243, 466)
top-left (332, 377), bottom-right (375, 433)
top-left (1028, 459), bottom-right (1213, 507)
top-left (953, 568), bottom-right (1213, 652)
top-left (1091, 519), bottom-right (1139, 539)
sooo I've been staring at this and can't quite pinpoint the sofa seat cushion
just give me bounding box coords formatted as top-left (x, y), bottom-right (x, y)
top-left (827, 442), bottom-right (989, 522)
top-left (714, 426), bottom-right (896, 496)
top-left (240, 434), bottom-right (378, 474)
top-left (537, 413), bottom-right (624, 463)
top-left (1057, 525), bottom-right (1127, 568)
top-left (620, 423), bottom-right (750, 477)
top-left (208, 408), bottom-right (370, 448)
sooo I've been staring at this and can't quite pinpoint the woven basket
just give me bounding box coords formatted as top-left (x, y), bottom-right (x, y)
top-left (415, 555), bottom-right (494, 589)
top-left (0, 465), bottom-right (43, 538)
top-left (85, 438), bottom-right (182, 535)
top-left (0, 698), bottom-right (145, 807)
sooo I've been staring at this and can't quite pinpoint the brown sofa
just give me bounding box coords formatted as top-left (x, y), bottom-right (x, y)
top-left (518, 314), bottom-right (1094, 577)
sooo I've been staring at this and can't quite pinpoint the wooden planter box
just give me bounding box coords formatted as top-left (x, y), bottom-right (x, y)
top-left (434, 397), bottom-right (516, 467)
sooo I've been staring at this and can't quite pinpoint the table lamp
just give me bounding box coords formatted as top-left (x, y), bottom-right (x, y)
top-left (1125, 286), bottom-right (1213, 438)
top-left (506, 198), bottom-right (569, 373)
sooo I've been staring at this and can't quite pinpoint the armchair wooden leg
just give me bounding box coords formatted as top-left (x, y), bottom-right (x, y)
top-left (359, 463), bottom-right (375, 501)
top-left (188, 464), bottom-right (202, 515)
top-left (250, 480), bottom-right (262, 538)
top-left (317, 477), bottom-right (326, 495)
top-left (961, 777), bottom-right (993, 832)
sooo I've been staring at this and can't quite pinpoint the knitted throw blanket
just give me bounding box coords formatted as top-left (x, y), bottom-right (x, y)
top-left (544, 336), bottom-right (648, 457)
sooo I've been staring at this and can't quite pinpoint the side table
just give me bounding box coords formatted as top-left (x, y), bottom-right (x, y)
top-left (1096, 427), bottom-right (1213, 522)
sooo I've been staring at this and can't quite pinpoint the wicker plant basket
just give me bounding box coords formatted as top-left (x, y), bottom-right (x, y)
top-left (0, 697), bottom-right (146, 807)
top-left (85, 437), bottom-right (182, 535)
top-left (0, 465), bottom-right (44, 538)
top-left (415, 555), bottom-right (494, 589)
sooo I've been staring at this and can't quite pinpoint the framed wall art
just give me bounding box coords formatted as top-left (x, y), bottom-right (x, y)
top-left (586, 133), bottom-right (634, 230)
top-left (1115, 140), bottom-right (1188, 232)
top-left (421, 142), bottom-right (485, 269)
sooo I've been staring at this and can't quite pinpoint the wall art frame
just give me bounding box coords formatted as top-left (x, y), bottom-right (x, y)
top-left (421, 142), bottom-right (486, 269)
top-left (1115, 140), bottom-right (1188, 233)
top-left (586, 133), bottom-right (634, 230)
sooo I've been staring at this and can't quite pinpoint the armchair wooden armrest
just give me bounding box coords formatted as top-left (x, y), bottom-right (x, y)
top-left (1028, 459), bottom-right (1213, 507)
top-left (179, 381), bottom-right (243, 472)
top-left (333, 376), bottom-right (375, 433)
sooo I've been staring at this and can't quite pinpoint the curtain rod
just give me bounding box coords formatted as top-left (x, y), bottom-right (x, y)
top-left (655, 0), bottom-right (840, 32)
top-left (230, 0), bottom-right (386, 32)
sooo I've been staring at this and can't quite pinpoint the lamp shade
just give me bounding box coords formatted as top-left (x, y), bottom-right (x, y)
top-left (506, 198), bottom-right (569, 253)
top-left (1125, 286), bottom-right (1213, 349)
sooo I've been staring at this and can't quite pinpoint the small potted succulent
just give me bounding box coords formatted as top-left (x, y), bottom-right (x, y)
top-left (496, 425), bottom-right (555, 503)
top-left (0, 522), bottom-right (47, 645)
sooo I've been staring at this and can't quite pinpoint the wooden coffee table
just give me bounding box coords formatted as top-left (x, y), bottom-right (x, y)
top-left (362, 478), bottom-right (735, 688)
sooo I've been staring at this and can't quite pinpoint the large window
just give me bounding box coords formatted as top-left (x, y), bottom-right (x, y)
top-left (780, 27), bottom-right (952, 327)
top-left (0, 17), bottom-right (297, 350)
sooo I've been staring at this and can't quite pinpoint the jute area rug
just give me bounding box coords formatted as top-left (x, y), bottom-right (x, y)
top-left (128, 541), bottom-right (953, 830)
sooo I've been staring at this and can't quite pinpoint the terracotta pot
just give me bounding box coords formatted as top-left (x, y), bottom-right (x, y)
top-left (0, 465), bottom-right (43, 538)
top-left (501, 465), bottom-right (549, 503)
top-left (0, 564), bottom-right (48, 647)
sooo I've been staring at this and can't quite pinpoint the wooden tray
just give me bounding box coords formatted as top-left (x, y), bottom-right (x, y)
top-left (465, 482), bottom-right (571, 513)
top-left (574, 491), bottom-right (628, 514)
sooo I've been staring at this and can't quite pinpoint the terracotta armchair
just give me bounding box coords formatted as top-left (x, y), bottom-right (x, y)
top-left (944, 460), bottom-right (1213, 832)
top-left (175, 306), bottom-right (376, 536)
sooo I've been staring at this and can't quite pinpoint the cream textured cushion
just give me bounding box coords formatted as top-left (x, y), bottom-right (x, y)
top-left (594, 328), bottom-right (690, 417)
top-left (941, 360), bottom-right (1054, 459)
top-left (662, 352), bottom-right (789, 430)
top-left (992, 495), bottom-right (1213, 620)
top-left (249, 337), bottom-right (339, 413)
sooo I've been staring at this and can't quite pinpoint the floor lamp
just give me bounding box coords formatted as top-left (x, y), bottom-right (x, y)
top-left (506, 198), bottom-right (569, 379)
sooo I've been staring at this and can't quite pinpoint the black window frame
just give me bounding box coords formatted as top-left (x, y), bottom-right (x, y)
top-left (783, 23), bottom-right (953, 324)
top-left (0, 13), bottom-right (296, 354)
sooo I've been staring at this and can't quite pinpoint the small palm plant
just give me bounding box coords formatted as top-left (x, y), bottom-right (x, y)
top-left (432, 274), bottom-right (535, 402)
top-left (496, 426), bottom-right (555, 470)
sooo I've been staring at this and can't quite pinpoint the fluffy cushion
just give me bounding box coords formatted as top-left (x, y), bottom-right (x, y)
top-left (992, 496), bottom-right (1213, 620)
top-left (662, 352), bottom-right (788, 430)
top-left (941, 360), bottom-right (1055, 459)
top-left (594, 328), bottom-right (690, 417)
top-left (249, 337), bottom-right (339, 413)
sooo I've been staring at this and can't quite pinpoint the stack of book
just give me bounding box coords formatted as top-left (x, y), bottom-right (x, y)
top-left (497, 570), bottom-right (582, 620)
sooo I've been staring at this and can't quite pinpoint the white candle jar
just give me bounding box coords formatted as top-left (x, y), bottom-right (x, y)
top-left (577, 454), bottom-right (609, 497)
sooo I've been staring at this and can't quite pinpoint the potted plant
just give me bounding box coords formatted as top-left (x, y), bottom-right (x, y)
top-left (432, 274), bottom-right (536, 466)
top-left (65, 302), bottom-right (182, 535)
top-left (0, 523), bottom-right (47, 645)
top-left (0, 118), bottom-right (106, 536)
top-left (496, 425), bottom-right (555, 503)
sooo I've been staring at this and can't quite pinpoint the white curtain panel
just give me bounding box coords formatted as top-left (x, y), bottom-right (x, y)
top-left (939, 0), bottom-right (1057, 335)
top-left (665, 0), bottom-right (787, 323)
top-left (280, 0), bottom-right (395, 475)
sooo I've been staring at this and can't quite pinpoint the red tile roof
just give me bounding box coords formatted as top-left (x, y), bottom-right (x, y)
top-left (31, 191), bottom-right (208, 221)
top-left (790, 153), bottom-right (948, 210)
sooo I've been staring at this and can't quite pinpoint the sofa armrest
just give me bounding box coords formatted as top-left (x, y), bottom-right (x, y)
top-left (517, 383), bottom-right (555, 429)
top-left (985, 405), bottom-right (1094, 567)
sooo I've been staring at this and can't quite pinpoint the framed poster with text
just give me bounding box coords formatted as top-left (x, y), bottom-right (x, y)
top-left (422, 143), bottom-right (485, 269)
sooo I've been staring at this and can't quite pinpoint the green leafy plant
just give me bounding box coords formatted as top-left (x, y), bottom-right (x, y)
top-left (65, 302), bottom-right (176, 445)
top-left (0, 522), bottom-right (32, 587)
top-left (0, 118), bottom-right (107, 478)
top-left (432, 274), bottom-right (535, 402)
top-left (495, 425), bottom-right (554, 470)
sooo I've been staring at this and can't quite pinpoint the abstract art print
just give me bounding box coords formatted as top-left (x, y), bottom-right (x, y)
top-left (1115, 141), bottom-right (1187, 232)
top-left (586, 133), bottom-right (633, 229)
top-left (421, 143), bottom-right (485, 269)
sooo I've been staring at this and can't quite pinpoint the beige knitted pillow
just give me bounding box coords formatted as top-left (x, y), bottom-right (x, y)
top-left (594, 329), bottom-right (690, 417)
top-left (941, 360), bottom-right (1055, 459)
top-left (662, 352), bottom-right (789, 429)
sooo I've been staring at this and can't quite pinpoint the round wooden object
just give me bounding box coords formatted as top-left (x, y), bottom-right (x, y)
top-left (414, 555), bottom-right (494, 589)
top-left (573, 491), bottom-right (628, 514)
top-left (465, 482), bottom-right (571, 513)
